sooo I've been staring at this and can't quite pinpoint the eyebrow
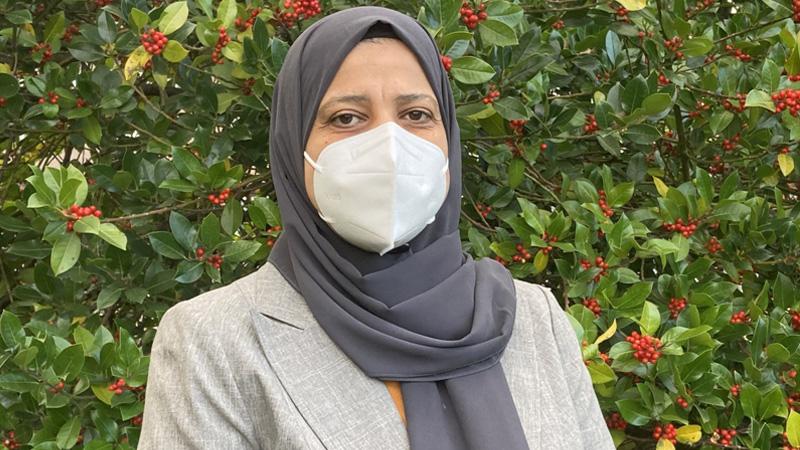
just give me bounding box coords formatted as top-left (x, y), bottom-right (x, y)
top-left (316, 93), bottom-right (438, 118)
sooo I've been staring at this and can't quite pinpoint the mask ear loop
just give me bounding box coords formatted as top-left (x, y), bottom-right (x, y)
top-left (304, 152), bottom-right (335, 223)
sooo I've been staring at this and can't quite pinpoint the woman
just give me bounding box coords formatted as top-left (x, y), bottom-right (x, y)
top-left (138, 6), bottom-right (615, 450)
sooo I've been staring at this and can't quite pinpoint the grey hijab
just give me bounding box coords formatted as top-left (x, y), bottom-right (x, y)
top-left (267, 6), bottom-right (528, 450)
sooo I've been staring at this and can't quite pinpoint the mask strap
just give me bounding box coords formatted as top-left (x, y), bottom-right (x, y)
top-left (304, 152), bottom-right (323, 173)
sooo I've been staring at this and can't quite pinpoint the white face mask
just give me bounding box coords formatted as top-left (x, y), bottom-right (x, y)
top-left (304, 121), bottom-right (449, 256)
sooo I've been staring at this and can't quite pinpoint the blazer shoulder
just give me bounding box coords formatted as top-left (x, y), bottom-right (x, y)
top-left (512, 278), bottom-right (562, 324)
top-left (158, 262), bottom-right (282, 337)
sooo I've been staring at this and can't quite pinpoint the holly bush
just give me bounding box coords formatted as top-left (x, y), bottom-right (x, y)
top-left (2, 0), bottom-right (800, 448)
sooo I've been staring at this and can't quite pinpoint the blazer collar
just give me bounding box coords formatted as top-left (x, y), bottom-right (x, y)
top-left (242, 261), bottom-right (410, 449)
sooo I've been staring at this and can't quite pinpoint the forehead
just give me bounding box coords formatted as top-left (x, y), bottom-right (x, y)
top-left (321, 38), bottom-right (436, 97)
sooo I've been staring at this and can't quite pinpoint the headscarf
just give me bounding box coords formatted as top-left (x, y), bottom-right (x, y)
top-left (267, 6), bottom-right (528, 450)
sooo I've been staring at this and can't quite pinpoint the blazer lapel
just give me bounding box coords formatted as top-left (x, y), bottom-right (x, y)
top-left (244, 262), bottom-right (409, 450)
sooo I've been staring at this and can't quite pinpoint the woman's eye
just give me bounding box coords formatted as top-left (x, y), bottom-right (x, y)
top-left (331, 113), bottom-right (361, 126)
top-left (405, 110), bottom-right (432, 121)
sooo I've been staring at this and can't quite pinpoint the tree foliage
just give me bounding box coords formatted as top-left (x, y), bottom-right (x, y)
top-left (2, 0), bottom-right (800, 448)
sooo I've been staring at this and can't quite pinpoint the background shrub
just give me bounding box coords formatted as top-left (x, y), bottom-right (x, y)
top-left (2, 0), bottom-right (800, 448)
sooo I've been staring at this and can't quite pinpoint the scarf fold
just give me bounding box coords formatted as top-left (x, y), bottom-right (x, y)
top-left (267, 6), bottom-right (529, 449)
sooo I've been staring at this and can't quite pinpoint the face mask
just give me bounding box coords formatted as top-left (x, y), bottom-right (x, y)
top-left (304, 121), bottom-right (449, 256)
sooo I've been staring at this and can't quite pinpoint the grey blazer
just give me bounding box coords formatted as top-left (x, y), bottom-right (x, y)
top-left (138, 260), bottom-right (616, 449)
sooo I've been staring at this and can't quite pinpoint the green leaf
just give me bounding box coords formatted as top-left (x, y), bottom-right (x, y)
top-left (478, 19), bottom-right (518, 47)
top-left (639, 301), bottom-right (661, 335)
top-left (221, 199), bottom-right (243, 234)
top-left (682, 37), bottom-right (712, 56)
top-left (56, 417), bottom-right (81, 449)
top-left (162, 40), bottom-right (189, 62)
top-left (148, 231), bottom-right (186, 259)
top-left (615, 398), bottom-right (651, 426)
top-left (642, 93), bottom-right (672, 115)
top-left (586, 361), bottom-right (617, 384)
top-left (0, 310), bottom-right (25, 348)
top-left (81, 115), bottom-right (102, 145)
top-left (97, 284), bottom-right (124, 309)
top-left (0, 73), bottom-right (20, 98)
top-left (787, 410), bottom-right (800, 447)
top-left (43, 11), bottom-right (66, 45)
top-left (492, 97), bottom-right (531, 120)
top-left (217, 0), bottom-right (238, 28)
top-left (607, 182), bottom-right (634, 207)
top-left (507, 157), bottom-right (525, 188)
top-left (169, 211), bottom-right (196, 251)
top-left (98, 223), bottom-right (127, 250)
top-left (766, 343), bottom-right (790, 363)
top-left (0, 372), bottom-right (39, 393)
top-left (51, 233), bottom-right (81, 276)
top-left (97, 11), bottom-right (117, 43)
top-left (130, 8), bottom-right (150, 31)
top-left (745, 89), bottom-right (776, 112)
top-left (73, 215), bottom-right (101, 235)
top-left (6, 9), bottom-right (33, 25)
top-left (175, 260), bottom-right (204, 283)
top-left (54, 344), bottom-right (85, 381)
top-left (468, 227), bottom-right (491, 257)
top-left (158, 1), bottom-right (189, 35)
top-left (223, 240), bottom-right (262, 263)
top-left (450, 56), bottom-right (496, 84)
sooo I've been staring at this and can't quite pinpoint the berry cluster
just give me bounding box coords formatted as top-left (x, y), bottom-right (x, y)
top-left (275, 0), bottom-right (322, 28)
top-left (581, 256), bottom-right (610, 282)
top-left (706, 236), bottom-right (722, 254)
top-left (37, 91), bottom-right (59, 105)
top-left (2, 431), bottom-right (19, 450)
top-left (789, 309), bottom-right (800, 331)
top-left (140, 29), bottom-right (167, 55)
top-left (31, 42), bottom-right (53, 64)
top-left (688, 100), bottom-right (711, 119)
top-left (235, 7), bottom-right (262, 31)
top-left (207, 187), bottom-right (231, 205)
top-left (686, 0), bottom-right (715, 17)
top-left (605, 412), bottom-right (628, 431)
top-left (658, 72), bottom-right (669, 86)
top-left (265, 225), bottom-right (283, 247)
top-left (725, 44), bottom-right (752, 62)
top-left (107, 378), bottom-right (129, 395)
top-left (652, 423), bottom-right (677, 444)
top-left (613, 4), bottom-right (630, 22)
top-left (582, 297), bottom-right (601, 317)
top-left (730, 310), bottom-right (751, 324)
top-left (714, 428), bottom-right (737, 446)
top-left (663, 36), bottom-right (684, 58)
top-left (512, 243), bottom-right (532, 264)
top-left (242, 78), bottom-right (256, 96)
top-left (661, 217), bottom-right (699, 237)
top-left (509, 119), bottom-right (527, 135)
top-left (505, 139), bottom-right (523, 158)
top-left (722, 132), bottom-right (740, 151)
top-left (722, 93), bottom-right (746, 113)
top-left (583, 114), bottom-right (599, 134)
top-left (460, 2), bottom-right (488, 30)
top-left (0, 97), bottom-right (6, 108)
top-left (626, 331), bottom-right (663, 364)
top-left (195, 247), bottom-right (223, 268)
top-left (75, 97), bottom-right (87, 108)
top-left (597, 189), bottom-right (614, 218)
top-left (790, 74), bottom-right (800, 82)
top-left (781, 146), bottom-right (792, 154)
top-left (668, 297), bottom-right (686, 319)
top-left (65, 204), bottom-right (103, 231)
top-left (440, 55), bottom-right (453, 72)
top-left (709, 154), bottom-right (725, 174)
top-left (772, 88), bottom-right (800, 116)
top-left (730, 384), bottom-right (740, 397)
top-left (552, 19), bottom-right (565, 30)
top-left (482, 85), bottom-right (500, 104)
top-left (789, 392), bottom-right (800, 412)
top-left (95, 0), bottom-right (112, 6)
top-left (475, 202), bottom-right (492, 219)
top-left (211, 27), bottom-right (231, 65)
top-left (540, 231), bottom-right (558, 255)
top-left (675, 395), bottom-right (689, 408)
top-left (785, 369), bottom-right (798, 382)
top-left (62, 22), bottom-right (80, 44)
top-left (794, 0), bottom-right (800, 22)
top-left (540, 143), bottom-right (548, 152)
top-left (494, 256), bottom-right (509, 267)
top-left (637, 30), bottom-right (655, 40)
top-left (48, 380), bottom-right (66, 394)
top-left (131, 415), bottom-right (143, 426)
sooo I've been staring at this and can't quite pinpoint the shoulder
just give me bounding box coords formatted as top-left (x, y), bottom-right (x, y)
top-left (511, 278), bottom-right (580, 350)
top-left (156, 262), bottom-right (287, 340)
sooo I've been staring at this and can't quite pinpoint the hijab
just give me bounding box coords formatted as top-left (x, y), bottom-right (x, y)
top-left (266, 6), bottom-right (529, 450)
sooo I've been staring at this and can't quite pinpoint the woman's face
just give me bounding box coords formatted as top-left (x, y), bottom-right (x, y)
top-left (304, 38), bottom-right (449, 211)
